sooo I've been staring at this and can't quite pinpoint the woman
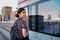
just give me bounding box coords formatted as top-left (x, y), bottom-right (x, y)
top-left (13, 8), bottom-right (29, 40)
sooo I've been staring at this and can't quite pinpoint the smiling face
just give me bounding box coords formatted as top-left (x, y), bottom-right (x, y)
top-left (19, 10), bottom-right (26, 19)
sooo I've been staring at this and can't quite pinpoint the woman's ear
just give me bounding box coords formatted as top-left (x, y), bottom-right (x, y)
top-left (19, 13), bottom-right (21, 16)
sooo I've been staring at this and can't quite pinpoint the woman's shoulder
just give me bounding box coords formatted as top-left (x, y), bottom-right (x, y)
top-left (15, 18), bottom-right (24, 23)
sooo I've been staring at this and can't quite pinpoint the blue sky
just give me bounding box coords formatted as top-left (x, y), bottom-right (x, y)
top-left (50, 0), bottom-right (60, 10)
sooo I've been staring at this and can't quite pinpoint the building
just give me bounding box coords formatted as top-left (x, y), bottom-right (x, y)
top-left (2, 6), bottom-right (12, 21)
top-left (0, 15), bottom-right (2, 21)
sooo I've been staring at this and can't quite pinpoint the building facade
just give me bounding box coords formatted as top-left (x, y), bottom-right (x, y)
top-left (2, 6), bottom-right (12, 21)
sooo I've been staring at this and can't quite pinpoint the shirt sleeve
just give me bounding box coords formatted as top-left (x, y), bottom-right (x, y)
top-left (22, 21), bottom-right (27, 28)
top-left (21, 21), bottom-right (28, 32)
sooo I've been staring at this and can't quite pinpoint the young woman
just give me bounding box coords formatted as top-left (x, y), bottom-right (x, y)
top-left (13, 8), bottom-right (29, 40)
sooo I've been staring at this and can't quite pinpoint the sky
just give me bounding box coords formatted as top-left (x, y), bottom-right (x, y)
top-left (37, 0), bottom-right (60, 19)
top-left (0, 0), bottom-right (18, 15)
top-left (50, 0), bottom-right (60, 10)
top-left (41, 0), bottom-right (60, 10)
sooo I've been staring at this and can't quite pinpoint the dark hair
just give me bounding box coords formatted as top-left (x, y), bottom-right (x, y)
top-left (15, 8), bottom-right (25, 17)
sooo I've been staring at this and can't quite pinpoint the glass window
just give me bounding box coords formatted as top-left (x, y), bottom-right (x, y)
top-left (31, 5), bottom-right (36, 15)
top-left (25, 7), bottom-right (28, 16)
top-left (24, 7), bottom-right (29, 27)
top-left (29, 5), bottom-right (36, 30)
top-left (29, 5), bottom-right (36, 15)
top-left (29, 0), bottom-right (60, 37)
top-left (37, 1), bottom-right (60, 37)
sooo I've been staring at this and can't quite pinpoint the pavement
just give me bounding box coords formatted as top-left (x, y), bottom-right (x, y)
top-left (0, 31), bottom-right (9, 40)
top-left (0, 21), bottom-right (13, 40)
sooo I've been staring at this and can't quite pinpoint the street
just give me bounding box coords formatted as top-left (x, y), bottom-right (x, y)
top-left (0, 21), bottom-right (13, 40)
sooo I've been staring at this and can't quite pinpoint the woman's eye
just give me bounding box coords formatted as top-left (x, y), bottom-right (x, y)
top-left (23, 12), bottom-right (26, 14)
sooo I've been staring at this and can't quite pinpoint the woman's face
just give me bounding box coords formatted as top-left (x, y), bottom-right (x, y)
top-left (19, 10), bottom-right (26, 19)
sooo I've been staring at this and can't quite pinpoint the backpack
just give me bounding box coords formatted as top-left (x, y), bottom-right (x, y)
top-left (10, 26), bottom-right (16, 40)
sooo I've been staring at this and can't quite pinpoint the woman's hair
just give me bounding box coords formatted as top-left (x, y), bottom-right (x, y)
top-left (15, 8), bottom-right (25, 17)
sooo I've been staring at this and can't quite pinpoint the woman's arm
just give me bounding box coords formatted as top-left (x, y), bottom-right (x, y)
top-left (22, 28), bottom-right (28, 38)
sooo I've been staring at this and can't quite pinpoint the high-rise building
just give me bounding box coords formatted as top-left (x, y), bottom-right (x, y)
top-left (2, 6), bottom-right (12, 21)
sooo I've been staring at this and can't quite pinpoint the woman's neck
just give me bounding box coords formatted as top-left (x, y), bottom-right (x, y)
top-left (18, 17), bottom-right (24, 20)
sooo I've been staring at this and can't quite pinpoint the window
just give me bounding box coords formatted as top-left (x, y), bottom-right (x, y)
top-left (29, 5), bottom-right (36, 15)
top-left (29, 0), bottom-right (60, 37)
top-left (29, 5), bottom-right (36, 30)
top-left (37, 1), bottom-right (60, 37)
top-left (24, 6), bottom-right (29, 27)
